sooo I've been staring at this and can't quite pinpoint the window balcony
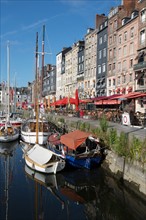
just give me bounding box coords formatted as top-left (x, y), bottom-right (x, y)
top-left (133, 61), bottom-right (146, 71)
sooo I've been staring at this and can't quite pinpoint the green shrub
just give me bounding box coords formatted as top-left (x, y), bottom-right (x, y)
top-left (129, 136), bottom-right (144, 162)
top-left (114, 132), bottom-right (129, 157)
top-left (99, 114), bottom-right (108, 133)
top-left (108, 128), bottom-right (118, 149)
top-left (79, 122), bottom-right (86, 131)
top-left (84, 122), bottom-right (90, 132)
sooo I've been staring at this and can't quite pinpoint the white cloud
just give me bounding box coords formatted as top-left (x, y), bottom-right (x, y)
top-left (22, 19), bottom-right (48, 31)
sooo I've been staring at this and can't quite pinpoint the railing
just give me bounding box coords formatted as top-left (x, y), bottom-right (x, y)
top-left (133, 61), bottom-right (146, 71)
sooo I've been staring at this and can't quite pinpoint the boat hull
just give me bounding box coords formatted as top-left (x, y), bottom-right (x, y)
top-left (65, 154), bottom-right (102, 169)
top-left (25, 155), bottom-right (65, 174)
top-left (21, 118), bottom-right (51, 145)
top-left (0, 131), bottom-right (19, 143)
top-left (21, 131), bottom-right (49, 145)
top-left (48, 145), bottom-right (102, 169)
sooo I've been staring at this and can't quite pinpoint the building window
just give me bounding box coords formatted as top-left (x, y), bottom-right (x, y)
top-left (140, 29), bottom-right (145, 45)
top-left (130, 42), bottom-right (134, 54)
top-left (123, 60), bottom-right (127, 71)
top-left (129, 73), bottom-right (132, 82)
top-left (108, 64), bottom-right (112, 71)
top-left (118, 48), bottom-right (122, 58)
top-left (119, 35), bottom-right (122, 44)
top-left (118, 62), bottom-right (121, 72)
top-left (109, 36), bottom-right (112, 45)
top-left (109, 49), bottom-right (112, 59)
top-left (104, 34), bottom-right (107, 42)
top-left (103, 48), bottom-right (106, 57)
top-left (130, 59), bottom-right (133, 68)
top-left (114, 20), bottom-right (117, 29)
top-left (113, 78), bottom-right (115, 86)
top-left (109, 79), bottom-right (111, 86)
top-left (102, 63), bottom-right (106, 72)
top-left (113, 48), bottom-right (116, 58)
top-left (138, 75), bottom-right (144, 86)
top-left (113, 63), bottom-right (116, 70)
top-left (124, 31), bottom-right (127, 41)
top-left (113, 34), bottom-right (116, 42)
top-left (98, 65), bottom-right (101, 74)
top-left (141, 9), bottom-right (146, 23)
top-left (99, 50), bottom-right (102, 59)
top-left (123, 45), bottom-right (127, 56)
top-left (130, 27), bottom-right (134, 38)
top-left (123, 75), bottom-right (126, 83)
top-left (99, 36), bottom-right (102, 45)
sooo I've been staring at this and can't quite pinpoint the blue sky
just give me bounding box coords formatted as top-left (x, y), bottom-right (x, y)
top-left (0, 0), bottom-right (121, 87)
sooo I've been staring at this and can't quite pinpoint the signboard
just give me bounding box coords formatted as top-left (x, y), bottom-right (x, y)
top-left (122, 112), bottom-right (131, 126)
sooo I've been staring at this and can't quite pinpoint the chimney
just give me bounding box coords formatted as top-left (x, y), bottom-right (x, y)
top-left (95, 14), bottom-right (107, 29)
top-left (123, 0), bottom-right (136, 15)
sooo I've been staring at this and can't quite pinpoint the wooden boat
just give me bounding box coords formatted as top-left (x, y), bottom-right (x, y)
top-left (20, 28), bottom-right (51, 145)
top-left (0, 42), bottom-right (19, 142)
top-left (48, 129), bottom-right (105, 169)
top-left (22, 30), bottom-right (65, 174)
top-left (24, 144), bottom-right (65, 174)
top-left (21, 118), bottom-right (51, 145)
top-left (0, 122), bottom-right (19, 143)
top-left (0, 115), bottom-right (23, 128)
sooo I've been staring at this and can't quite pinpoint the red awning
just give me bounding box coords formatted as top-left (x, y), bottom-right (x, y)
top-left (79, 99), bottom-right (93, 104)
top-left (127, 93), bottom-right (146, 99)
top-left (60, 130), bottom-right (91, 150)
top-left (95, 99), bottom-right (121, 105)
top-left (118, 92), bottom-right (142, 100)
top-left (51, 97), bottom-right (68, 106)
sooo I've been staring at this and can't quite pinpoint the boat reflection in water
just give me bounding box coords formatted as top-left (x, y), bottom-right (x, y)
top-left (0, 140), bottom-right (19, 220)
top-left (24, 164), bottom-right (146, 220)
top-left (24, 164), bottom-right (104, 220)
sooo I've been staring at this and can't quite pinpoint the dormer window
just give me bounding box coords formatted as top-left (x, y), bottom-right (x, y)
top-left (141, 9), bottom-right (146, 23)
top-left (131, 12), bottom-right (135, 19)
top-left (100, 24), bottom-right (103, 30)
top-left (131, 10), bottom-right (138, 19)
top-left (122, 19), bottom-right (125, 26)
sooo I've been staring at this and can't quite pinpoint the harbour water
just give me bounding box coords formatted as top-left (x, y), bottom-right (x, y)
top-left (0, 141), bottom-right (145, 220)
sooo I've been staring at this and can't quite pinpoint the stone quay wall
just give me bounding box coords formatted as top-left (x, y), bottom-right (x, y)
top-left (104, 150), bottom-right (146, 197)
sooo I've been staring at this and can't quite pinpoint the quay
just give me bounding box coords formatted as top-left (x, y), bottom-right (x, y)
top-left (49, 113), bottom-right (146, 140)
top-left (48, 112), bottom-right (146, 198)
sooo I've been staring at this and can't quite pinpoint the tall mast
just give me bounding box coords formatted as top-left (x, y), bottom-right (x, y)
top-left (41, 25), bottom-right (45, 99)
top-left (35, 32), bottom-right (39, 144)
top-left (7, 41), bottom-right (10, 121)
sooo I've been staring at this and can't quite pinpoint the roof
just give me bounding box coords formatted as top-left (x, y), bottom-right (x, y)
top-left (118, 92), bottom-right (143, 100)
top-left (60, 130), bottom-right (91, 150)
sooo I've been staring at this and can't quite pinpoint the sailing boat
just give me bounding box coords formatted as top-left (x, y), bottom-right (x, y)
top-left (0, 42), bottom-right (19, 142)
top-left (21, 27), bottom-right (51, 145)
top-left (22, 31), bottom-right (65, 174)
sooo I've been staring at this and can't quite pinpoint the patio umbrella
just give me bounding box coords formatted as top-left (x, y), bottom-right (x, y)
top-left (75, 89), bottom-right (79, 111)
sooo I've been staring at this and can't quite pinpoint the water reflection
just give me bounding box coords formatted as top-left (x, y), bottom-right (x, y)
top-left (24, 165), bottom-right (146, 220)
top-left (0, 142), bottom-right (146, 220)
top-left (0, 140), bottom-right (20, 220)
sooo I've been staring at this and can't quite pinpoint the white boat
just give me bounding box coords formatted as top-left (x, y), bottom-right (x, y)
top-left (0, 115), bottom-right (23, 128)
top-left (20, 30), bottom-right (50, 145)
top-left (0, 42), bottom-right (19, 143)
top-left (21, 118), bottom-right (50, 145)
top-left (24, 144), bottom-right (65, 174)
top-left (0, 123), bottom-right (19, 143)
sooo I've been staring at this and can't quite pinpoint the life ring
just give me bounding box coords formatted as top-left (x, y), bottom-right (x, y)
top-left (123, 115), bottom-right (127, 123)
